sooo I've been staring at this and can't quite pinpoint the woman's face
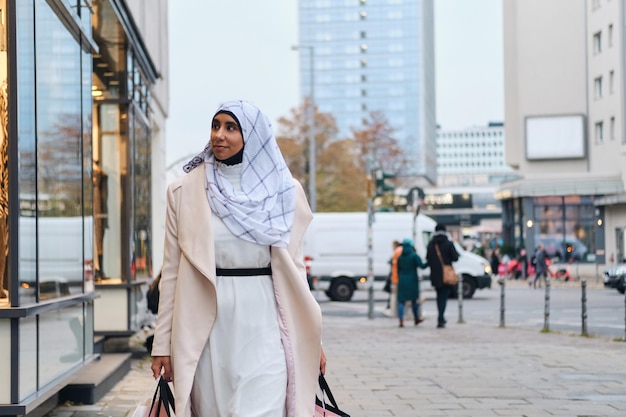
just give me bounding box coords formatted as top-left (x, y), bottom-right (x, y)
top-left (211, 112), bottom-right (244, 160)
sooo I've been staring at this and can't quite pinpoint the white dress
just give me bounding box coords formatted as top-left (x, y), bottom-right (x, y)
top-left (190, 163), bottom-right (287, 417)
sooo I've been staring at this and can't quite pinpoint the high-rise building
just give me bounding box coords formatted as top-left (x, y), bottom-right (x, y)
top-left (297, 0), bottom-right (436, 185)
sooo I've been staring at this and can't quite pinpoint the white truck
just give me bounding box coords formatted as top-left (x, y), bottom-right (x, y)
top-left (303, 212), bottom-right (493, 301)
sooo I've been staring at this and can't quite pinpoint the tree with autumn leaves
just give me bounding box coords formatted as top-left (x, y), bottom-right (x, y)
top-left (276, 100), bottom-right (406, 212)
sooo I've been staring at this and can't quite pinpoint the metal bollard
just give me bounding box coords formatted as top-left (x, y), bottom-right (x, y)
top-left (457, 274), bottom-right (465, 324)
top-left (543, 275), bottom-right (551, 332)
top-left (622, 289), bottom-right (626, 341)
top-left (498, 277), bottom-right (505, 328)
top-left (581, 278), bottom-right (588, 336)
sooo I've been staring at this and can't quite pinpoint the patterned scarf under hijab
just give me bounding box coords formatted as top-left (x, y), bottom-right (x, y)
top-left (183, 100), bottom-right (296, 248)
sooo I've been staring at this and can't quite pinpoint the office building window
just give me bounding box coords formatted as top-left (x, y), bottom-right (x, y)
top-left (610, 117), bottom-right (615, 140)
top-left (608, 24), bottom-right (613, 47)
top-left (609, 70), bottom-right (614, 94)
top-left (594, 76), bottom-right (603, 98)
top-left (595, 121), bottom-right (604, 143)
top-left (360, 58), bottom-right (367, 68)
top-left (593, 31), bottom-right (602, 53)
top-left (360, 11), bottom-right (367, 19)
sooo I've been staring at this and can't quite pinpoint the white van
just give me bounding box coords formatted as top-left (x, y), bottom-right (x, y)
top-left (303, 212), bottom-right (492, 301)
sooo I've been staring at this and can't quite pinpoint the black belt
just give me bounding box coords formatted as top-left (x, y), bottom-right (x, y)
top-left (216, 267), bottom-right (272, 276)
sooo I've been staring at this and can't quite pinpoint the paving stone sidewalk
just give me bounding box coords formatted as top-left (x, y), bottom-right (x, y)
top-left (48, 300), bottom-right (626, 417)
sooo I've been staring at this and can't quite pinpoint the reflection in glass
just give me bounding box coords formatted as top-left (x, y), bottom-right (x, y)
top-left (39, 305), bottom-right (85, 386)
top-left (83, 50), bottom-right (94, 292)
top-left (18, 316), bottom-right (37, 401)
top-left (132, 108), bottom-right (151, 279)
top-left (36, 0), bottom-right (83, 300)
top-left (17, 1), bottom-right (37, 306)
top-left (95, 104), bottom-right (125, 281)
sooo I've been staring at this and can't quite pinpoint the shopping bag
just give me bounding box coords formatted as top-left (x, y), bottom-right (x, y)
top-left (132, 376), bottom-right (175, 417)
top-left (314, 374), bottom-right (350, 417)
top-left (442, 264), bottom-right (458, 286)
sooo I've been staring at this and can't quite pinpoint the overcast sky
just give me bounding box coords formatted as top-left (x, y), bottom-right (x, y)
top-left (166, 0), bottom-right (503, 166)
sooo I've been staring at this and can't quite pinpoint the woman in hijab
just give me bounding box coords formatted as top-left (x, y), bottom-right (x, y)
top-left (150, 101), bottom-right (326, 417)
top-left (396, 238), bottom-right (427, 328)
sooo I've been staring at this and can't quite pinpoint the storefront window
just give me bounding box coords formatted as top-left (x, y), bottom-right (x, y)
top-left (16, 0), bottom-right (37, 306)
top-left (131, 108), bottom-right (151, 279)
top-left (94, 103), bottom-right (126, 281)
top-left (533, 196), bottom-right (594, 262)
top-left (9, 0), bottom-right (93, 307)
top-left (39, 304), bottom-right (86, 387)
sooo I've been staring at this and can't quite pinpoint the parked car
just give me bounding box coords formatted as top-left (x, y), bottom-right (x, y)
top-left (603, 263), bottom-right (626, 293)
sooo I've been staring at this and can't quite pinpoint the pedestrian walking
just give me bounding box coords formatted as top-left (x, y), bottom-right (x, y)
top-left (531, 243), bottom-right (548, 289)
top-left (384, 240), bottom-right (402, 310)
top-left (150, 100), bottom-right (326, 417)
top-left (426, 224), bottom-right (460, 328)
top-left (395, 238), bottom-right (427, 327)
top-left (490, 248), bottom-right (500, 278)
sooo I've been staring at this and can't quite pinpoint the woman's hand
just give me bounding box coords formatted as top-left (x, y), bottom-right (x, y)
top-left (319, 346), bottom-right (327, 375)
top-left (152, 356), bottom-right (173, 382)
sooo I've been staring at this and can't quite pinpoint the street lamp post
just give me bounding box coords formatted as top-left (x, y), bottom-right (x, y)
top-left (292, 45), bottom-right (316, 212)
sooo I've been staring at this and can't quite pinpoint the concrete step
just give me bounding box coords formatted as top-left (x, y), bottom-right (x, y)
top-left (59, 353), bottom-right (132, 405)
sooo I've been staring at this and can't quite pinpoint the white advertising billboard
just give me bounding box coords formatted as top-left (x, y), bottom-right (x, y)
top-left (525, 115), bottom-right (586, 160)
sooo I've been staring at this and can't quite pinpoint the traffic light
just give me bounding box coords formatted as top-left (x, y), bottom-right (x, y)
top-left (373, 168), bottom-right (395, 197)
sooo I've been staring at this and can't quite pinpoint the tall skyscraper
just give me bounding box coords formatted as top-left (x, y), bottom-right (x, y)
top-left (297, 0), bottom-right (436, 185)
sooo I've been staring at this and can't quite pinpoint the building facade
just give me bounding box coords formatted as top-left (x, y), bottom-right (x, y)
top-left (436, 122), bottom-right (516, 187)
top-left (498, 0), bottom-right (624, 271)
top-left (421, 123), bottom-right (517, 238)
top-left (0, 1), bottom-right (168, 415)
top-left (297, 0), bottom-right (437, 184)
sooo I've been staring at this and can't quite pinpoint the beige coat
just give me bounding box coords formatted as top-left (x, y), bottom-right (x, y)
top-left (151, 166), bottom-right (322, 417)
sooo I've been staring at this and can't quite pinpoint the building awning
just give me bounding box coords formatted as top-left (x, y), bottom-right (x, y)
top-left (495, 173), bottom-right (624, 200)
top-left (594, 193), bottom-right (626, 207)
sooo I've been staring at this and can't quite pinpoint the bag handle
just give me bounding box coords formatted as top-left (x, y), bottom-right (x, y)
top-left (434, 244), bottom-right (447, 266)
top-left (148, 376), bottom-right (175, 417)
top-left (318, 373), bottom-right (340, 410)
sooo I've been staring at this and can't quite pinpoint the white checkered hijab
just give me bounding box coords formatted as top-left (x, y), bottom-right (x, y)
top-left (183, 100), bottom-right (296, 248)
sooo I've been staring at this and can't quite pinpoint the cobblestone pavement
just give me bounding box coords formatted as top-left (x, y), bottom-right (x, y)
top-left (47, 296), bottom-right (626, 417)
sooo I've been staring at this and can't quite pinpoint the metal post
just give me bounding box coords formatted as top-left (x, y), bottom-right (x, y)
top-left (499, 277), bottom-right (505, 328)
top-left (543, 274), bottom-right (551, 332)
top-left (367, 199), bottom-right (374, 319)
top-left (581, 278), bottom-right (588, 336)
top-left (457, 274), bottom-right (465, 324)
top-left (307, 46), bottom-right (316, 212)
top-left (292, 45), bottom-right (316, 212)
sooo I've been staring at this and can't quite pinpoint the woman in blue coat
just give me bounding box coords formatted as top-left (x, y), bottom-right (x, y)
top-left (396, 238), bottom-right (427, 327)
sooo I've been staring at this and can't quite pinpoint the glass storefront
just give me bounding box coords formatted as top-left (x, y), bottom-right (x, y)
top-left (91, 0), bottom-right (156, 334)
top-left (0, 0), bottom-right (97, 409)
top-left (0, 0), bottom-right (162, 411)
top-left (501, 195), bottom-right (597, 263)
top-left (92, 0), bottom-right (152, 285)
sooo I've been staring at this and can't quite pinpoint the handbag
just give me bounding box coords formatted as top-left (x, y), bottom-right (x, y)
top-left (132, 376), bottom-right (175, 417)
top-left (434, 244), bottom-right (458, 286)
top-left (315, 374), bottom-right (350, 417)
